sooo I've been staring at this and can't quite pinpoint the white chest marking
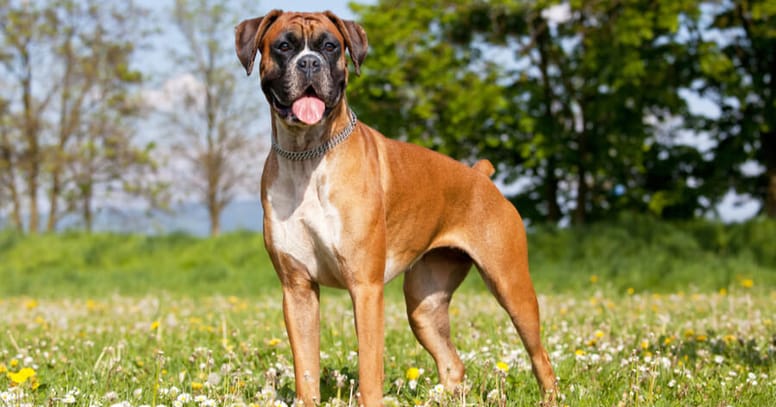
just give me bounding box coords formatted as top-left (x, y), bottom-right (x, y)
top-left (267, 158), bottom-right (344, 286)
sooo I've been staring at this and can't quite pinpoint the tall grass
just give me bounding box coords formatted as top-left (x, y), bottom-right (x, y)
top-left (1, 215), bottom-right (773, 298)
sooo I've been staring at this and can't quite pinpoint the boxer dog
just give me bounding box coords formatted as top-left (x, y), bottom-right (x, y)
top-left (235, 10), bottom-right (557, 406)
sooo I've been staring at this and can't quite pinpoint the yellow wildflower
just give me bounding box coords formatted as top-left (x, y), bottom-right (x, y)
top-left (627, 287), bottom-right (635, 296)
top-left (150, 320), bottom-right (160, 331)
top-left (25, 299), bottom-right (38, 310)
top-left (595, 330), bottom-right (605, 339)
top-left (740, 279), bottom-right (754, 288)
top-left (405, 367), bottom-right (421, 381)
top-left (267, 338), bottom-right (282, 347)
top-left (0, 363), bottom-right (6, 374)
top-left (590, 275), bottom-right (598, 284)
top-left (7, 367), bottom-right (36, 385)
top-left (640, 340), bottom-right (649, 350)
top-left (192, 382), bottom-right (204, 391)
top-left (10, 359), bottom-right (18, 368)
top-left (574, 349), bottom-right (585, 356)
top-left (695, 334), bottom-right (707, 342)
top-left (719, 288), bottom-right (727, 296)
top-left (495, 361), bottom-right (510, 374)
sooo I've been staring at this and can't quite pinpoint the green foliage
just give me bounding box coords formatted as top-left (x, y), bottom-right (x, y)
top-left (528, 214), bottom-right (776, 293)
top-left (348, 0), bottom-right (776, 223)
top-left (1, 216), bottom-right (773, 298)
top-left (0, 231), bottom-right (278, 298)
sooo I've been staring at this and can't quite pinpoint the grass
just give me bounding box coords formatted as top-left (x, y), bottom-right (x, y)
top-left (0, 216), bottom-right (774, 405)
top-left (1, 290), bottom-right (773, 406)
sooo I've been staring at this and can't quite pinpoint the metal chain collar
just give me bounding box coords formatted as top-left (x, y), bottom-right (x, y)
top-left (272, 109), bottom-right (358, 161)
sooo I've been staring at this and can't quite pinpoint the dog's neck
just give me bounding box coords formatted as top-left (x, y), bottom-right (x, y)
top-left (271, 102), bottom-right (351, 154)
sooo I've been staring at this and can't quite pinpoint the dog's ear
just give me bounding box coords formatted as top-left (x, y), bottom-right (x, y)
top-left (235, 9), bottom-right (283, 76)
top-left (325, 11), bottom-right (368, 76)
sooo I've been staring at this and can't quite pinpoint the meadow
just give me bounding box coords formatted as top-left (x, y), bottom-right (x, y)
top-left (1, 216), bottom-right (774, 406)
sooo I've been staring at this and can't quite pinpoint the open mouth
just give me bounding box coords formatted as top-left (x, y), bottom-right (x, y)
top-left (271, 87), bottom-right (327, 125)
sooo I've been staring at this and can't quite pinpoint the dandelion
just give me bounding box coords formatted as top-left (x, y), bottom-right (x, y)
top-left (7, 367), bottom-right (36, 385)
top-left (627, 287), bottom-right (635, 296)
top-left (495, 361), bottom-right (510, 374)
top-left (405, 367), bottom-right (421, 381)
top-left (191, 382), bottom-right (204, 391)
top-left (740, 278), bottom-right (754, 288)
top-left (590, 275), bottom-right (598, 284)
top-left (267, 338), bottom-right (282, 347)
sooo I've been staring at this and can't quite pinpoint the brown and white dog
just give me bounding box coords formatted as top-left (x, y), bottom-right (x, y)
top-left (235, 10), bottom-right (557, 406)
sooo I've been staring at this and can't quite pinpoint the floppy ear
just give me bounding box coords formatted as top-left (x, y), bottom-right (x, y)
top-left (235, 9), bottom-right (283, 76)
top-left (324, 11), bottom-right (368, 76)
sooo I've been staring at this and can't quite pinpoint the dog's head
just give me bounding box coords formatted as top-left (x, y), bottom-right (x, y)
top-left (235, 10), bottom-right (367, 126)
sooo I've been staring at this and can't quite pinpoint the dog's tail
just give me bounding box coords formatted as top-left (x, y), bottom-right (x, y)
top-left (472, 159), bottom-right (495, 178)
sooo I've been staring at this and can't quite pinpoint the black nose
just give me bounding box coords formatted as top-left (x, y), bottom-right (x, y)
top-left (297, 55), bottom-right (321, 77)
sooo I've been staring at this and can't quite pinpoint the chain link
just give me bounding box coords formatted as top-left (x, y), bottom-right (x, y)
top-left (272, 110), bottom-right (358, 161)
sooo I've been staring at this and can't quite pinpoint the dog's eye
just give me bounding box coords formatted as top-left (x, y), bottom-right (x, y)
top-left (277, 42), bottom-right (291, 52)
top-left (323, 42), bottom-right (337, 52)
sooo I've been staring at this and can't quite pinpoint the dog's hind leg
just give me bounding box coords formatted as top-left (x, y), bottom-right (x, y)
top-left (403, 248), bottom-right (470, 390)
top-left (473, 231), bottom-right (558, 403)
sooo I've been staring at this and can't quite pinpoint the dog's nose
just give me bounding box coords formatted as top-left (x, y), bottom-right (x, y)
top-left (297, 55), bottom-right (322, 77)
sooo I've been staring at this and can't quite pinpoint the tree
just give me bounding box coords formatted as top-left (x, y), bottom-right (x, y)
top-left (165, 0), bottom-right (265, 237)
top-left (1, 0), bottom-right (160, 233)
top-left (692, 0), bottom-right (776, 217)
top-left (46, 0), bottom-right (152, 232)
top-left (350, 0), bottom-right (701, 224)
top-left (0, 0), bottom-right (55, 233)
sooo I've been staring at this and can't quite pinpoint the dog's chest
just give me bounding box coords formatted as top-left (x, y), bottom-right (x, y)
top-left (265, 159), bottom-right (345, 286)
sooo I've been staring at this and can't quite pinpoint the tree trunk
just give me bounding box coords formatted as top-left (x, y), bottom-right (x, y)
top-left (545, 158), bottom-right (562, 223)
top-left (574, 114), bottom-right (589, 225)
top-left (47, 171), bottom-right (61, 232)
top-left (1, 136), bottom-right (24, 231)
top-left (534, 16), bottom-right (562, 223)
top-left (762, 130), bottom-right (776, 217)
top-left (209, 200), bottom-right (221, 237)
top-left (22, 55), bottom-right (40, 234)
top-left (82, 189), bottom-right (93, 233)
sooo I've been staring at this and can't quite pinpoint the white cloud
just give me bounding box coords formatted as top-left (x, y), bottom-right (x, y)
top-left (141, 73), bottom-right (206, 112)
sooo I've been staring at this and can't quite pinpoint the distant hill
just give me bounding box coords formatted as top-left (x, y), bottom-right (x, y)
top-left (0, 200), bottom-right (264, 236)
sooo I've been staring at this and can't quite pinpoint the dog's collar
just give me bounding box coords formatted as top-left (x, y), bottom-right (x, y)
top-left (272, 109), bottom-right (358, 161)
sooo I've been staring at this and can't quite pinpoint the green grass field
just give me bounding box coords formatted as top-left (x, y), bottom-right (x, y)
top-left (1, 217), bottom-right (774, 405)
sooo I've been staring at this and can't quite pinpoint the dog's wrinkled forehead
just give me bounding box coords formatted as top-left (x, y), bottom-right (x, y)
top-left (261, 13), bottom-right (344, 53)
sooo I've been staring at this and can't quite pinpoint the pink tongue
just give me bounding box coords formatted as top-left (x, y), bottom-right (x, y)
top-left (292, 96), bottom-right (325, 125)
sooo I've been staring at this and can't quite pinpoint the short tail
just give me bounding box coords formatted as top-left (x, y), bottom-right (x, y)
top-left (472, 159), bottom-right (495, 177)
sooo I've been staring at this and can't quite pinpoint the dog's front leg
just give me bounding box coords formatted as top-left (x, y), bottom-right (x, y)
top-left (351, 282), bottom-right (385, 406)
top-left (282, 280), bottom-right (321, 406)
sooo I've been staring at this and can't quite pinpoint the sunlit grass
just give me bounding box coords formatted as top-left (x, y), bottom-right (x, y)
top-left (1, 285), bottom-right (773, 406)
